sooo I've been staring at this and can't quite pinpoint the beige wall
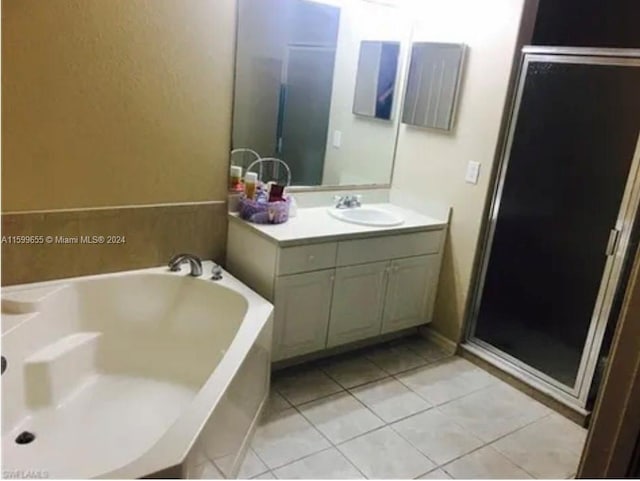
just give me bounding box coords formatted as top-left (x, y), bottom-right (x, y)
top-left (321, 0), bottom-right (410, 186)
top-left (390, 0), bottom-right (527, 341)
top-left (1, 0), bottom-right (237, 284)
top-left (2, 0), bottom-right (236, 212)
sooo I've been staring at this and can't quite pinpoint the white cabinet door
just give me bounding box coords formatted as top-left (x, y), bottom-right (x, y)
top-left (382, 255), bottom-right (439, 334)
top-left (327, 261), bottom-right (388, 347)
top-left (273, 269), bottom-right (334, 361)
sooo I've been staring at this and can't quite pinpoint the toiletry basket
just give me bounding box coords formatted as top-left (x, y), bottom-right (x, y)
top-left (239, 158), bottom-right (292, 225)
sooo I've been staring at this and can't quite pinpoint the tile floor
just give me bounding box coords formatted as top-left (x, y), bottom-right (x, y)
top-left (201, 335), bottom-right (587, 479)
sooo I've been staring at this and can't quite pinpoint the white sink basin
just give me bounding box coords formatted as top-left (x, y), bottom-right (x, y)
top-left (328, 207), bottom-right (404, 227)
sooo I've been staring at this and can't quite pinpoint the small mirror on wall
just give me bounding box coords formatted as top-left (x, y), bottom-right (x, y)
top-left (353, 41), bottom-right (400, 120)
top-left (402, 42), bottom-right (466, 131)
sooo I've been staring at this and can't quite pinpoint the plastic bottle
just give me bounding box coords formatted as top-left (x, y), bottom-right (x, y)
top-left (229, 165), bottom-right (243, 190)
top-left (245, 171), bottom-right (258, 200)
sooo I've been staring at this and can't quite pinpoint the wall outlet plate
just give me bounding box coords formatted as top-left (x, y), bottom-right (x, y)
top-left (332, 130), bottom-right (342, 148)
top-left (465, 161), bottom-right (481, 184)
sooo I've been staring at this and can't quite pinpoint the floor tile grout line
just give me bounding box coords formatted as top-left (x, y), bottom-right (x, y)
top-left (393, 371), bottom-right (502, 410)
top-left (364, 350), bottom-right (432, 377)
top-left (286, 407), bottom-right (372, 481)
top-left (288, 395), bottom-right (370, 479)
top-left (316, 362), bottom-right (392, 393)
top-left (273, 340), bottom-right (452, 402)
top-left (407, 410), bottom-right (557, 479)
top-left (267, 377), bottom-right (381, 477)
top-left (294, 390), bottom-right (386, 445)
top-left (247, 445), bottom-right (272, 478)
top-left (360, 339), bottom-right (448, 375)
top-left (264, 347), bottom-right (576, 480)
top-left (269, 445), bottom-right (356, 477)
top-left (332, 421), bottom-right (438, 479)
top-left (259, 438), bottom-right (331, 473)
top-left (413, 465), bottom-right (451, 480)
top-left (484, 411), bottom-right (564, 479)
top-left (276, 353), bottom-right (457, 413)
top-left (365, 402), bottom-right (435, 426)
top-left (253, 470), bottom-right (275, 479)
top-left (332, 424), bottom-right (395, 479)
top-left (391, 355), bottom-right (568, 422)
top-left (387, 424), bottom-right (439, 470)
top-left (316, 336), bottom-right (451, 385)
top-left (273, 384), bottom-right (346, 409)
top-left (433, 412), bottom-right (558, 479)
top-left (385, 386), bottom-right (525, 459)
top-left (250, 403), bottom-right (322, 473)
top-left (269, 389), bottom-right (294, 411)
top-left (389, 352), bottom-right (458, 378)
top-left (386, 411), bottom-right (473, 469)
top-left (286, 376), bottom-right (444, 475)
top-left (344, 375), bottom-right (445, 422)
top-left (276, 384), bottom-right (560, 479)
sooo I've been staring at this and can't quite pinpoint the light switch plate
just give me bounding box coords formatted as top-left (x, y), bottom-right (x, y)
top-left (332, 130), bottom-right (342, 148)
top-left (465, 161), bottom-right (481, 184)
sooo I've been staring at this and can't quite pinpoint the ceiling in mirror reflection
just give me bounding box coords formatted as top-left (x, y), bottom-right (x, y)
top-left (232, 0), bottom-right (411, 188)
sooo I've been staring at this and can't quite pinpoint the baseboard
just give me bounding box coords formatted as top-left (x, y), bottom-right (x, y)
top-left (417, 325), bottom-right (457, 354)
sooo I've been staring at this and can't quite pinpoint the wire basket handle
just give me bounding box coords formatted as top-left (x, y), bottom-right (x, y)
top-left (246, 157), bottom-right (292, 187)
top-left (230, 148), bottom-right (261, 161)
top-left (231, 148), bottom-right (262, 178)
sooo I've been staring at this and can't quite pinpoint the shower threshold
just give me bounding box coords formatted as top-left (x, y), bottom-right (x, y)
top-left (460, 340), bottom-right (590, 423)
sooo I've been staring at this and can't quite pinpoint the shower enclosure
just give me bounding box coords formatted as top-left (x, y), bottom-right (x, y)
top-left (465, 47), bottom-right (640, 411)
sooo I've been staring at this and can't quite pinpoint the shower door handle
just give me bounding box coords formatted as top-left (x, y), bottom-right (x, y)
top-left (605, 228), bottom-right (621, 256)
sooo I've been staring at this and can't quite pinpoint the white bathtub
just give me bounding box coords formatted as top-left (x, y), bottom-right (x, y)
top-left (1, 261), bottom-right (273, 479)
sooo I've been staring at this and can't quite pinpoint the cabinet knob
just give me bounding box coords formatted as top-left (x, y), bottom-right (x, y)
top-left (329, 275), bottom-right (335, 283)
top-left (308, 255), bottom-right (315, 262)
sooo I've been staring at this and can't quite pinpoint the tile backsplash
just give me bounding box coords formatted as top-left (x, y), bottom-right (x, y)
top-left (1, 201), bottom-right (227, 286)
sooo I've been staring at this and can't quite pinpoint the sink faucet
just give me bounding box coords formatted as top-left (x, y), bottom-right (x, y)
top-left (334, 194), bottom-right (362, 209)
top-left (168, 253), bottom-right (203, 277)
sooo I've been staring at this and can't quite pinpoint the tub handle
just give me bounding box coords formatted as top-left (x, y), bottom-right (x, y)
top-left (211, 264), bottom-right (223, 281)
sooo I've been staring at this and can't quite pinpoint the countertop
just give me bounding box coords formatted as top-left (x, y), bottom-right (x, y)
top-left (228, 203), bottom-right (447, 246)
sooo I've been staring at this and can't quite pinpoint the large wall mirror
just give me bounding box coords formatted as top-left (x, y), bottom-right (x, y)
top-left (232, 0), bottom-right (411, 188)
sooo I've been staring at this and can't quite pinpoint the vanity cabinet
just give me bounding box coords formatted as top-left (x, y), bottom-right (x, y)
top-left (382, 255), bottom-right (440, 334)
top-left (327, 261), bottom-right (388, 348)
top-left (226, 212), bottom-right (447, 362)
top-left (274, 269), bottom-right (334, 360)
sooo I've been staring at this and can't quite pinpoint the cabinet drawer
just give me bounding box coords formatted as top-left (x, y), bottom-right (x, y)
top-left (336, 230), bottom-right (443, 266)
top-left (278, 242), bottom-right (337, 275)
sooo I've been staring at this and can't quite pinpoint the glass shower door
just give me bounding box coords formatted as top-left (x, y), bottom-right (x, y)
top-left (468, 49), bottom-right (640, 405)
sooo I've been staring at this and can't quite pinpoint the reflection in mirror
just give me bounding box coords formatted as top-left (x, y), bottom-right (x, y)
top-left (233, 0), bottom-right (410, 188)
top-left (353, 41), bottom-right (400, 120)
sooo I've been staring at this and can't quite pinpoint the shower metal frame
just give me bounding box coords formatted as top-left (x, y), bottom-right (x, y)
top-left (463, 46), bottom-right (640, 411)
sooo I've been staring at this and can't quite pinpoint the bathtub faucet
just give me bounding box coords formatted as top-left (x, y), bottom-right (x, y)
top-left (168, 253), bottom-right (203, 277)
